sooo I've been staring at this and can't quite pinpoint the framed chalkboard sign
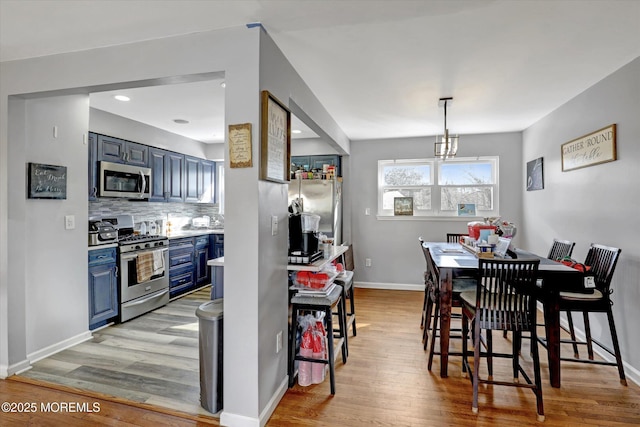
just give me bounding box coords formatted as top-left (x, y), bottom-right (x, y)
top-left (27, 163), bottom-right (67, 199)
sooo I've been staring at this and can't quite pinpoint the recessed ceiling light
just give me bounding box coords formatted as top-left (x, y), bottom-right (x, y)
top-left (220, 82), bottom-right (226, 88)
top-left (173, 119), bottom-right (190, 124)
top-left (114, 95), bottom-right (130, 102)
top-left (292, 129), bottom-right (302, 134)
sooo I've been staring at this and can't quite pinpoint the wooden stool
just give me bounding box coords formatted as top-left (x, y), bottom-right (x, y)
top-left (288, 285), bottom-right (347, 395)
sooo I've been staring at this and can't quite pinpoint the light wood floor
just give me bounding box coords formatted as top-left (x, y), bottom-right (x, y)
top-left (3, 288), bottom-right (639, 426)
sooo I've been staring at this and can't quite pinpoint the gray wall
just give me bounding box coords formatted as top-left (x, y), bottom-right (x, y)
top-left (521, 57), bottom-right (640, 383)
top-left (348, 132), bottom-right (522, 288)
top-left (7, 95), bottom-right (91, 366)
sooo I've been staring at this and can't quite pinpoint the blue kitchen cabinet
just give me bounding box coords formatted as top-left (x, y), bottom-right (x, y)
top-left (149, 147), bottom-right (185, 202)
top-left (291, 156), bottom-right (311, 172)
top-left (291, 155), bottom-right (341, 176)
top-left (88, 132), bottom-right (98, 200)
top-left (195, 235), bottom-right (210, 286)
top-left (185, 156), bottom-right (216, 203)
top-left (184, 156), bottom-right (200, 202)
top-left (200, 159), bottom-right (216, 204)
top-left (169, 237), bottom-right (195, 298)
top-left (97, 134), bottom-right (149, 167)
top-left (311, 155), bottom-right (341, 176)
top-left (210, 233), bottom-right (224, 259)
top-left (88, 247), bottom-right (118, 330)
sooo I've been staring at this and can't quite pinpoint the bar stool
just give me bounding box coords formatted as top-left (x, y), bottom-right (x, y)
top-left (335, 244), bottom-right (356, 337)
top-left (288, 285), bottom-right (348, 395)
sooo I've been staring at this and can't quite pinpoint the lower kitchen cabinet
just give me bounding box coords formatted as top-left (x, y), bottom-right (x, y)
top-left (169, 233), bottom-right (220, 299)
top-left (210, 233), bottom-right (224, 259)
top-left (88, 247), bottom-right (118, 330)
top-left (169, 237), bottom-right (195, 298)
top-left (195, 235), bottom-right (210, 286)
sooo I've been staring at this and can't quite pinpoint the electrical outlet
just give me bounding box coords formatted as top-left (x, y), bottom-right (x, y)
top-left (365, 258), bottom-right (372, 267)
top-left (276, 330), bottom-right (283, 353)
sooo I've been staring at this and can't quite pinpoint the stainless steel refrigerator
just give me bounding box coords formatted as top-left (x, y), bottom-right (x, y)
top-left (288, 178), bottom-right (342, 243)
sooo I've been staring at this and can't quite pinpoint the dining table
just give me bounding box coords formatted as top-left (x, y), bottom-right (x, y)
top-left (424, 241), bottom-right (584, 388)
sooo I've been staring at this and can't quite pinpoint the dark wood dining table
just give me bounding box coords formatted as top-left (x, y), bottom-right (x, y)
top-left (424, 241), bottom-right (583, 388)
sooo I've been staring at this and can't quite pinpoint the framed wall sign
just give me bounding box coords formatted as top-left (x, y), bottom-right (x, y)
top-left (394, 197), bottom-right (413, 216)
top-left (526, 157), bottom-right (544, 191)
top-left (260, 90), bottom-right (291, 183)
top-left (27, 162), bottom-right (67, 199)
top-left (228, 123), bottom-right (253, 168)
top-left (561, 124), bottom-right (617, 172)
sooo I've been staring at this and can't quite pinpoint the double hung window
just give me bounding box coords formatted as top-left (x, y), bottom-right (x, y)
top-left (377, 157), bottom-right (499, 217)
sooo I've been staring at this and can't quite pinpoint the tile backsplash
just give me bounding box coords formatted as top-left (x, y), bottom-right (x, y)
top-left (89, 200), bottom-right (219, 224)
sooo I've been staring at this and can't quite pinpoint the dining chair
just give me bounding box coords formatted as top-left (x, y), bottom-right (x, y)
top-left (460, 258), bottom-right (544, 421)
top-left (418, 237), bottom-right (433, 331)
top-left (422, 243), bottom-right (477, 370)
top-left (547, 238), bottom-right (575, 261)
top-left (540, 243), bottom-right (626, 385)
top-left (446, 233), bottom-right (468, 243)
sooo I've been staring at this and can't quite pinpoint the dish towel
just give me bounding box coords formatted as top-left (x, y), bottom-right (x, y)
top-left (136, 252), bottom-right (154, 283)
top-left (152, 249), bottom-right (165, 276)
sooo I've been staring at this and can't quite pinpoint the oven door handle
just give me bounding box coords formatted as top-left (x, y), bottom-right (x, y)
top-left (120, 247), bottom-right (168, 261)
top-left (122, 289), bottom-right (169, 308)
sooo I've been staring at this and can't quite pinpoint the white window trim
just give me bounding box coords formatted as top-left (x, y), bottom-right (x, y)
top-left (377, 156), bottom-right (499, 219)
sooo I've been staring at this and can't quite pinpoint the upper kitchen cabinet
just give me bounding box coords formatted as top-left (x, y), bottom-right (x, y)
top-left (149, 147), bottom-right (185, 203)
top-left (88, 132), bottom-right (98, 200)
top-left (292, 154), bottom-right (341, 176)
top-left (185, 156), bottom-right (216, 204)
top-left (97, 134), bottom-right (149, 167)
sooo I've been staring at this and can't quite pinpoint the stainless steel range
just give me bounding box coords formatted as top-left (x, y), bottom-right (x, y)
top-left (105, 215), bottom-right (170, 322)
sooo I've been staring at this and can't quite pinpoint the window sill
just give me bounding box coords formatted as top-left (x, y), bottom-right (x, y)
top-left (376, 215), bottom-right (490, 222)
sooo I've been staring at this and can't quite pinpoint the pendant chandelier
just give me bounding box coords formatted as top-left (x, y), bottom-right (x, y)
top-left (434, 97), bottom-right (458, 160)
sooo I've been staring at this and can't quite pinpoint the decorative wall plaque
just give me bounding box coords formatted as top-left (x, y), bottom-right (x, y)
top-left (228, 123), bottom-right (252, 168)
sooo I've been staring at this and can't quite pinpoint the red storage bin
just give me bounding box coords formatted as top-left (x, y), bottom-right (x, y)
top-left (468, 223), bottom-right (497, 240)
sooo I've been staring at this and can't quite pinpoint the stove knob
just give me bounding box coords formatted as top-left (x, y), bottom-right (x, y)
top-left (135, 245), bottom-right (141, 250)
top-left (145, 243), bottom-right (150, 248)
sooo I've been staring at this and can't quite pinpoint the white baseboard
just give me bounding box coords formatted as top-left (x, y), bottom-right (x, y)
top-left (354, 281), bottom-right (423, 291)
top-left (259, 376), bottom-right (288, 426)
top-left (0, 359), bottom-right (32, 378)
top-left (219, 376), bottom-right (288, 427)
top-left (27, 330), bottom-right (93, 365)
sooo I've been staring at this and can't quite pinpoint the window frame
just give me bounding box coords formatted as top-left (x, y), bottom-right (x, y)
top-left (377, 156), bottom-right (499, 218)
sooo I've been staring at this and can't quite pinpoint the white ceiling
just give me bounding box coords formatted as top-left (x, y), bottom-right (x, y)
top-left (1, 0), bottom-right (639, 144)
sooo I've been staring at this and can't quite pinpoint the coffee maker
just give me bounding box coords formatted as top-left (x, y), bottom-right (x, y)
top-left (289, 212), bottom-right (321, 256)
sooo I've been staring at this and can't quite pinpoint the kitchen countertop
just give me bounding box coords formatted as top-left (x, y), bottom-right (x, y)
top-left (88, 243), bottom-right (118, 251)
top-left (167, 229), bottom-right (224, 239)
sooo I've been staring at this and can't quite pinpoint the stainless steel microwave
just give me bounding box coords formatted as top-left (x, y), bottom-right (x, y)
top-left (99, 161), bottom-right (151, 199)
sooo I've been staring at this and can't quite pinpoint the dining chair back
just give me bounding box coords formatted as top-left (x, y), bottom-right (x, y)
top-left (446, 233), bottom-right (468, 243)
top-left (460, 258), bottom-right (544, 421)
top-left (553, 243), bottom-right (626, 385)
top-left (547, 238), bottom-right (575, 261)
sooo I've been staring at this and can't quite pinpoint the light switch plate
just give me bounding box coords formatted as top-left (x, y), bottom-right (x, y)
top-left (271, 215), bottom-right (278, 236)
top-left (65, 215), bottom-right (75, 230)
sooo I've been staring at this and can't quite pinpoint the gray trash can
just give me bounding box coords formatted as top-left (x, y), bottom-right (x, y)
top-left (196, 299), bottom-right (223, 413)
